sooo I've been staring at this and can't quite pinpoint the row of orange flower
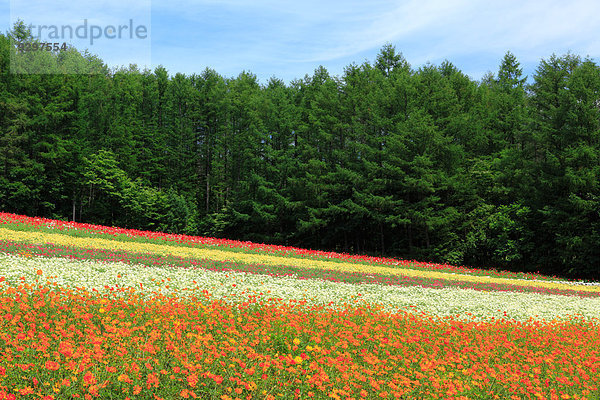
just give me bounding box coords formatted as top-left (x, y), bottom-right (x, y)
top-left (0, 281), bottom-right (598, 400)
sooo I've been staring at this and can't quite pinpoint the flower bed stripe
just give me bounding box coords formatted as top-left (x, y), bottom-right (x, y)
top-left (0, 283), bottom-right (598, 399)
top-left (1, 240), bottom-right (597, 298)
top-left (2, 253), bottom-right (600, 321)
top-left (2, 228), bottom-right (599, 294)
top-left (0, 212), bottom-right (566, 281)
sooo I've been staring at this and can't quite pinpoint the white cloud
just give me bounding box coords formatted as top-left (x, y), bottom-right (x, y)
top-left (151, 0), bottom-right (599, 71)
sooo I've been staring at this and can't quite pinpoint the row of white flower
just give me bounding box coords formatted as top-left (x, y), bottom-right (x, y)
top-left (1, 252), bottom-right (598, 322)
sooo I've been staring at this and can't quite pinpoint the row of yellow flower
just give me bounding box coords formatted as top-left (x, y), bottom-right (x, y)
top-left (1, 227), bottom-right (598, 294)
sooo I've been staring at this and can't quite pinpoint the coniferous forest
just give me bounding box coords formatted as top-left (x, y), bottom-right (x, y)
top-left (1, 24), bottom-right (599, 279)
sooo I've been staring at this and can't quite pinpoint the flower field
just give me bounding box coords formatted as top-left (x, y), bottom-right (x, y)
top-left (0, 213), bottom-right (599, 399)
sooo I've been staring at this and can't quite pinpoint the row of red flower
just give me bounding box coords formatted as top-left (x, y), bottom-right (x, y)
top-left (0, 212), bottom-right (556, 280)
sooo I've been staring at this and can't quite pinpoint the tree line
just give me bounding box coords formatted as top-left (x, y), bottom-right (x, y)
top-left (1, 23), bottom-right (599, 278)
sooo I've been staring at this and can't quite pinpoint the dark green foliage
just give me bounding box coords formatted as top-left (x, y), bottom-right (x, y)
top-left (1, 23), bottom-right (598, 279)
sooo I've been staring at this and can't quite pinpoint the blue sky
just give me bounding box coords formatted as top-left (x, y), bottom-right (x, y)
top-left (3, 0), bottom-right (600, 83)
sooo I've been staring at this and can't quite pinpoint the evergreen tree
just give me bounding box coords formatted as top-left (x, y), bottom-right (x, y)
top-left (2, 21), bottom-right (599, 278)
